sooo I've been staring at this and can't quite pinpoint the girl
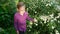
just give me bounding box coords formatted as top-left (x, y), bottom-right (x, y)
top-left (14, 2), bottom-right (36, 34)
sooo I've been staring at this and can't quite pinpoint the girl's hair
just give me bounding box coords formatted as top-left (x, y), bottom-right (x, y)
top-left (17, 2), bottom-right (25, 9)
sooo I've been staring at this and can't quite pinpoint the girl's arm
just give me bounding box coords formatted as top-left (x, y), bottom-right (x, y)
top-left (14, 15), bottom-right (18, 31)
top-left (26, 12), bottom-right (34, 22)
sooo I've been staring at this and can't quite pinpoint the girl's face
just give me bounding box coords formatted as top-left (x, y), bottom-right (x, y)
top-left (18, 6), bottom-right (25, 12)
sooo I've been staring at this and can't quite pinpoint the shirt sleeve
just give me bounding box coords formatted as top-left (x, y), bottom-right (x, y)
top-left (26, 12), bottom-right (34, 21)
top-left (14, 15), bottom-right (18, 31)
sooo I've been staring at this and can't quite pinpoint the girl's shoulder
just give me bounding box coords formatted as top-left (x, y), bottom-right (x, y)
top-left (14, 12), bottom-right (18, 16)
top-left (25, 11), bottom-right (28, 15)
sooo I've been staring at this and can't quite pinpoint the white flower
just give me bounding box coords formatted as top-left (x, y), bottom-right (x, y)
top-left (40, 16), bottom-right (49, 21)
top-left (58, 13), bottom-right (60, 16)
top-left (48, 12), bottom-right (49, 14)
top-left (58, 21), bottom-right (60, 23)
top-left (51, 20), bottom-right (54, 22)
top-left (0, 28), bottom-right (4, 32)
top-left (41, 22), bottom-right (42, 23)
top-left (50, 2), bottom-right (53, 5)
top-left (49, 14), bottom-right (54, 18)
top-left (56, 5), bottom-right (60, 10)
top-left (29, 29), bottom-right (31, 31)
top-left (46, 4), bottom-right (49, 6)
top-left (40, 16), bottom-right (49, 23)
top-left (55, 16), bottom-right (60, 18)
top-left (41, 0), bottom-right (44, 2)
top-left (46, 3), bottom-right (51, 7)
top-left (35, 24), bottom-right (38, 26)
top-left (50, 32), bottom-right (53, 34)
top-left (35, 11), bottom-right (37, 13)
top-left (30, 22), bottom-right (33, 25)
top-left (44, 21), bottom-right (46, 23)
top-left (52, 26), bottom-right (55, 29)
top-left (55, 30), bottom-right (59, 34)
top-left (29, 26), bottom-right (32, 28)
top-left (49, 4), bottom-right (51, 6)
top-left (54, 18), bottom-right (57, 21)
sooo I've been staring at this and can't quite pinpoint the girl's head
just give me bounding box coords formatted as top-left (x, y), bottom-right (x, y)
top-left (17, 2), bottom-right (25, 12)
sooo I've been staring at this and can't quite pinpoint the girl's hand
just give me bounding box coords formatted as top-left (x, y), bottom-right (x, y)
top-left (16, 31), bottom-right (19, 34)
top-left (33, 18), bottom-right (37, 22)
top-left (30, 18), bottom-right (37, 23)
